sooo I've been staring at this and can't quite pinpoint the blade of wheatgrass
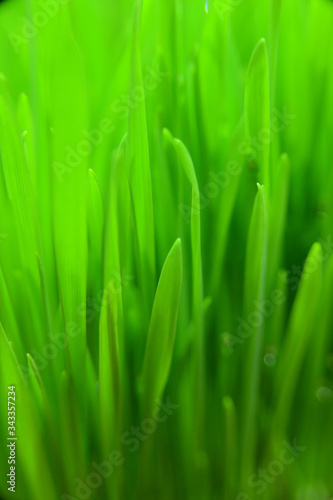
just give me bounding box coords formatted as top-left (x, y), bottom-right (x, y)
top-left (99, 282), bottom-right (121, 447)
top-left (25, 0), bottom-right (58, 319)
top-left (103, 135), bottom-right (129, 352)
top-left (173, 138), bottom-right (203, 344)
top-left (199, 0), bottom-right (243, 158)
top-left (0, 95), bottom-right (40, 282)
top-left (267, 268), bottom-right (288, 349)
top-left (86, 168), bottom-right (104, 363)
top-left (0, 324), bottom-right (58, 500)
top-left (209, 119), bottom-right (245, 298)
top-left (273, 242), bottom-right (323, 438)
top-left (296, 253), bottom-right (333, 442)
top-left (309, 254), bottom-right (333, 388)
top-left (222, 396), bottom-right (237, 498)
top-left (87, 168), bottom-right (104, 291)
top-left (26, 353), bottom-right (69, 494)
top-left (25, 352), bottom-right (63, 468)
top-left (245, 39), bottom-right (270, 196)
top-left (270, 0), bottom-right (282, 105)
top-left (241, 183), bottom-right (268, 486)
top-left (0, 95), bottom-right (47, 358)
top-left (50, 7), bottom-right (88, 402)
top-left (297, 254), bottom-right (333, 480)
top-left (141, 238), bottom-right (183, 416)
top-left (98, 279), bottom-right (122, 498)
top-left (35, 252), bottom-right (53, 344)
top-left (161, 128), bottom-right (190, 329)
top-left (172, 137), bottom-right (209, 497)
top-left (17, 93), bottom-right (37, 198)
top-left (59, 371), bottom-right (86, 494)
top-left (127, 0), bottom-right (155, 311)
top-left (137, 238), bottom-right (183, 497)
top-left (26, 352), bottom-right (59, 436)
top-left (0, 264), bottom-right (22, 358)
top-left (173, 137), bottom-right (204, 391)
top-left (267, 153), bottom-right (290, 290)
top-left (27, 353), bottom-right (45, 411)
top-left (85, 348), bottom-right (99, 437)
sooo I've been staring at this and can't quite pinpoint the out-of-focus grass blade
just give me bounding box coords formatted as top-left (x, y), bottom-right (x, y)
top-left (173, 139), bottom-right (203, 345)
top-left (222, 396), bottom-right (237, 498)
top-left (87, 168), bottom-right (104, 292)
top-left (17, 93), bottom-right (37, 198)
top-left (0, 95), bottom-right (40, 279)
top-left (141, 238), bottom-right (182, 415)
top-left (270, 0), bottom-right (282, 104)
top-left (59, 371), bottom-right (86, 493)
top-left (172, 137), bottom-right (207, 493)
top-left (50, 8), bottom-right (88, 399)
top-left (273, 242), bottom-right (322, 437)
top-left (244, 184), bottom-right (268, 314)
top-left (309, 254), bottom-right (333, 387)
top-left (99, 283), bottom-right (121, 450)
top-left (127, 1), bottom-right (155, 310)
top-left (104, 136), bottom-right (129, 346)
top-left (0, 265), bottom-right (22, 358)
top-left (27, 353), bottom-right (45, 410)
top-left (173, 138), bottom-right (205, 395)
top-left (209, 120), bottom-right (245, 297)
top-left (87, 168), bottom-right (104, 263)
top-left (268, 153), bottom-right (290, 289)
top-left (241, 183), bottom-right (268, 485)
top-left (245, 39), bottom-right (270, 195)
top-left (0, 325), bottom-right (58, 500)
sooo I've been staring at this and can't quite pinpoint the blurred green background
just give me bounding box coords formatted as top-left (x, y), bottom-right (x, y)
top-left (0, 0), bottom-right (333, 499)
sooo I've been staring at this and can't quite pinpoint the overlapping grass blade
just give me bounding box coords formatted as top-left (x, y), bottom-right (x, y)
top-left (141, 238), bottom-right (182, 415)
top-left (127, 1), bottom-right (155, 310)
top-left (267, 153), bottom-right (290, 289)
top-left (0, 325), bottom-right (57, 500)
top-left (241, 183), bottom-right (268, 484)
top-left (50, 8), bottom-right (88, 399)
top-left (273, 242), bottom-right (323, 437)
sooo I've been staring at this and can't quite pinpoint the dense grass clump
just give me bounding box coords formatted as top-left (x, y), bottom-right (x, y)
top-left (0, 0), bottom-right (333, 499)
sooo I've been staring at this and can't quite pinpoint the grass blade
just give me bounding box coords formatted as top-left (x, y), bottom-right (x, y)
top-left (141, 238), bottom-right (183, 415)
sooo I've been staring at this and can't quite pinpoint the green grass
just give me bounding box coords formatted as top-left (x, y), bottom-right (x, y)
top-left (0, 0), bottom-right (333, 499)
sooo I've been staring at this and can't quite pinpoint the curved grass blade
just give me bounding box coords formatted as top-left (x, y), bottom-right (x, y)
top-left (173, 139), bottom-right (203, 345)
top-left (172, 137), bottom-right (206, 470)
top-left (141, 238), bottom-right (183, 416)
top-left (273, 242), bottom-right (323, 437)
